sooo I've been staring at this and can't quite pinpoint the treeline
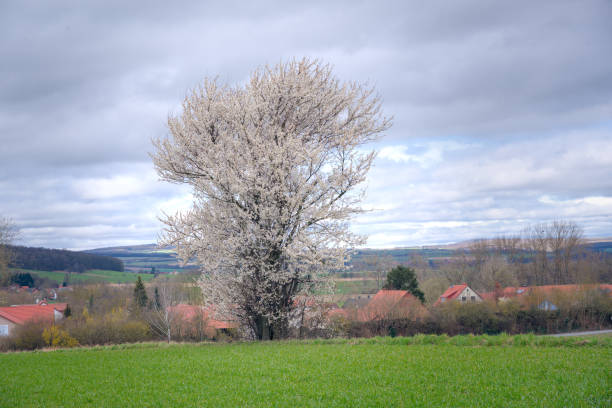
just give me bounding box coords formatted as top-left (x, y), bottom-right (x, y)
top-left (7, 245), bottom-right (124, 272)
top-left (407, 222), bottom-right (612, 302)
top-left (86, 250), bottom-right (171, 258)
top-left (334, 288), bottom-right (612, 339)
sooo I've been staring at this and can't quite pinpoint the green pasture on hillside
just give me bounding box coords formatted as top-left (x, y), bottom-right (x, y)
top-left (334, 279), bottom-right (379, 294)
top-left (14, 269), bottom-right (156, 285)
top-left (0, 337), bottom-right (610, 407)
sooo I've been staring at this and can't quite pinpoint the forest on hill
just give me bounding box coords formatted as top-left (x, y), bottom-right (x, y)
top-left (7, 245), bottom-right (124, 272)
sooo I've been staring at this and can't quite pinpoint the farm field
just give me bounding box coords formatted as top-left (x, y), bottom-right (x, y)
top-left (14, 268), bottom-right (156, 285)
top-left (1, 337), bottom-right (610, 407)
top-left (85, 244), bottom-right (199, 274)
top-left (333, 278), bottom-right (379, 294)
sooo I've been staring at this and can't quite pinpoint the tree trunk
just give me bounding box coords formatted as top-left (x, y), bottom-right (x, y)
top-left (255, 315), bottom-right (272, 340)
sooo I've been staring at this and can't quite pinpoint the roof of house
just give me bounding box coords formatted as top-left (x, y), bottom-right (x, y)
top-left (434, 284), bottom-right (470, 306)
top-left (169, 304), bottom-right (236, 330)
top-left (531, 284), bottom-right (612, 294)
top-left (480, 284), bottom-right (612, 300)
top-left (359, 290), bottom-right (426, 321)
top-left (368, 290), bottom-right (413, 308)
top-left (480, 286), bottom-right (528, 300)
top-left (0, 303), bottom-right (67, 325)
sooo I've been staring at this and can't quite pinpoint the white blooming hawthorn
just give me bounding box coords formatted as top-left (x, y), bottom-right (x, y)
top-left (152, 58), bottom-right (390, 339)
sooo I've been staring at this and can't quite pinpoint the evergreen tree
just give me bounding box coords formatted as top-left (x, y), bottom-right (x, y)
top-left (10, 272), bottom-right (34, 287)
top-left (153, 287), bottom-right (161, 309)
top-left (134, 276), bottom-right (148, 308)
top-left (383, 265), bottom-right (425, 303)
top-left (63, 304), bottom-right (72, 318)
top-left (62, 272), bottom-right (71, 287)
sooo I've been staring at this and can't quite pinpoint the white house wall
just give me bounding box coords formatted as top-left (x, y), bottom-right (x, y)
top-left (0, 316), bottom-right (16, 337)
top-left (458, 287), bottom-right (482, 303)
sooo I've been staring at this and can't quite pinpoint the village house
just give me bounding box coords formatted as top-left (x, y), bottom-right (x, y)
top-left (361, 289), bottom-right (428, 321)
top-left (331, 289), bottom-right (428, 322)
top-left (0, 301), bottom-right (68, 337)
top-left (480, 284), bottom-right (612, 311)
top-left (169, 304), bottom-right (236, 337)
top-left (434, 284), bottom-right (482, 306)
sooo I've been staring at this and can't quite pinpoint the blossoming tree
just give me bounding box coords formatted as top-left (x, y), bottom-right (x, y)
top-left (152, 58), bottom-right (390, 339)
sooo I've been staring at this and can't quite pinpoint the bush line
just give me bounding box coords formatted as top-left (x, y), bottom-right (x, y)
top-left (4, 332), bottom-right (609, 354)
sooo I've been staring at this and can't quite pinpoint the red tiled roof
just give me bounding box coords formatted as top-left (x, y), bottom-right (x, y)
top-left (480, 286), bottom-right (529, 300)
top-left (326, 291), bottom-right (428, 322)
top-left (169, 304), bottom-right (236, 330)
top-left (480, 284), bottom-right (612, 300)
top-left (531, 284), bottom-right (612, 294)
top-left (358, 290), bottom-right (427, 321)
top-left (0, 303), bottom-right (67, 325)
top-left (434, 284), bottom-right (469, 306)
top-left (367, 290), bottom-right (413, 309)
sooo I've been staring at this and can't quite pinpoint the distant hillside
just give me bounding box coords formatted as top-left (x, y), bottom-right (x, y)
top-left (86, 244), bottom-right (456, 274)
top-left (84, 238), bottom-right (612, 275)
top-left (423, 237), bottom-right (612, 251)
top-left (349, 247), bottom-right (457, 270)
top-left (85, 244), bottom-right (198, 273)
top-left (7, 245), bottom-right (124, 272)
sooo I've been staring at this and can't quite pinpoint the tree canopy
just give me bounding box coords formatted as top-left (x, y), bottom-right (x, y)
top-left (152, 58), bottom-right (390, 339)
top-left (384, 265), bottom-right (425, 303)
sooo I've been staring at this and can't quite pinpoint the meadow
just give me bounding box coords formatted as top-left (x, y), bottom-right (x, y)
top-left (0, 336), bottom-right (610, 407)
top-left (333, 278), bottom-right (379, 294)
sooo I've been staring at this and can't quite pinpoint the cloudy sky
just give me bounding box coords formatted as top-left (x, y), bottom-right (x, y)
top-left (1, 1), bottom-right (611, 250)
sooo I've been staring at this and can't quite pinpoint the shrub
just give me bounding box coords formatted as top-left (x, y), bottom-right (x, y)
top-left (7, 320), bottom-right (48, 351)
top-left (455, 302), bottom-right (506, 335)
top-left (62, 308), bottom-right (152, 346)
top-left (42, 325), bottom-right (79, 348)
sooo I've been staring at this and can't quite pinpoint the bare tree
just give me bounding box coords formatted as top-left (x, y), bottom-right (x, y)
top-left (146, 279), bottom-right (183, 343)
top-left (408, 254), bottom-right (430, 282)
top-left (0, 217), bottom-right (19, 286)
top-left (523, 224), bottom-right (550, 285)
top-left (152, 58), bottom-right (391, 340)
top-left (362, 254), bottom-right (394, 290)
top-left (479, 256), bottom-right (518, 291)
top-left (0, 217), bottom-right (18, 245)
top-left (520, 221), bottom-right (584, 285)
top-left (468, 239), bottom-right (491, 274)
top-left (421, 276), bottom-right (451, 305)
top-left (547, 221), bottom-right (583, 284)
top-left (493, 234), bottom-right (523, 264)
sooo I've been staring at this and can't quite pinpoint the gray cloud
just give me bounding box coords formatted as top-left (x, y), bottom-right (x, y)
top-left (0, 0), bottom-right (610, 249)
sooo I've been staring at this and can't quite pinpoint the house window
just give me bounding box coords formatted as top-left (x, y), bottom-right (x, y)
top-left (461, 296), bottom-right (466, 302)
top-left (0, 325), bottom-right (8, 336)
top-left (471, 296), bottom-right (475, 301)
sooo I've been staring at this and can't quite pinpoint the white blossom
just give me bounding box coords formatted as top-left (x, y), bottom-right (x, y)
top-left (152, 58), bottom-right (390, 339)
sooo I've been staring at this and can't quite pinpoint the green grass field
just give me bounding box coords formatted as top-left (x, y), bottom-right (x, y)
top-left (334, 279), bottom-right (379, 294)
top-left (1, 337), bottom-right (609, 407)
top-left (14, 268), bottom-right (156, 284)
